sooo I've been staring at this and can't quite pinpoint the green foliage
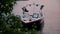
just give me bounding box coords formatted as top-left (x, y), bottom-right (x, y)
top-left (0, 0), bottom-right (22, 34)
top-left (0, 0), bottom-right (16, 14)
top-left (31, 29), bottom-right (37, 34)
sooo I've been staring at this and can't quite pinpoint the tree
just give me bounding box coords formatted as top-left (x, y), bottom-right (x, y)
top-left (0, 0), bottom-right (23, 34)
